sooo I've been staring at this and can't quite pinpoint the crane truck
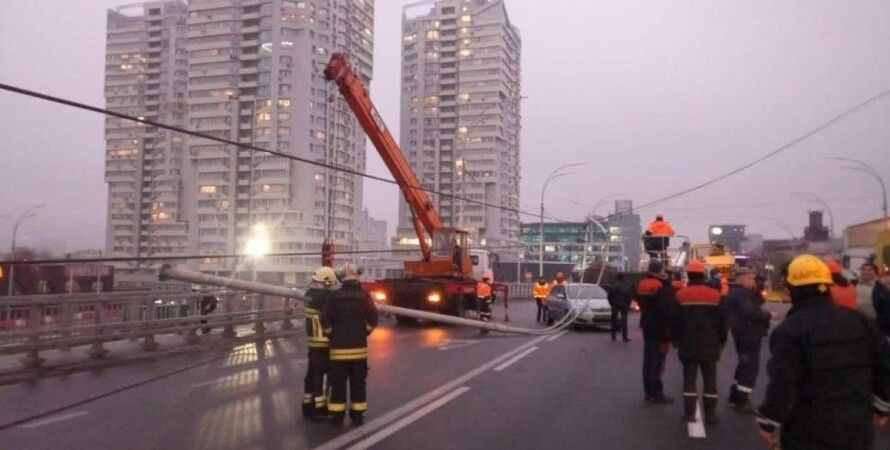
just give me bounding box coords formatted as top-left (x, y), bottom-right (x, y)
top-left (323, 54), bottom-right (506, 324)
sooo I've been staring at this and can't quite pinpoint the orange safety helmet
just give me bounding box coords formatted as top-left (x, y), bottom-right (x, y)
top-left (824, 259), bottom-right (843, 275)
top-left (685, 261), bottom-right (707, 275)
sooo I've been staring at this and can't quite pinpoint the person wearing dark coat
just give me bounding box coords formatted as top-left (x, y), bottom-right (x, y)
top-left (672, 261), bottom-right (727, 424)
top-left (636, 260), bottom-right (677, 404)
top-left (723, 266), bottom-right (771, 412)
top-left (757, 255), bottom-right (890, 450)
top-left (607, 273), bottom-right (633, 342)
top-left (322, 264), bottom-right (378, 425)
top-left (302, 266), bottom-right (338, 420)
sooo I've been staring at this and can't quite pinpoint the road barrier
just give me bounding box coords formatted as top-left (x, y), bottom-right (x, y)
top-left (0, 288), bottom-right (298, 373)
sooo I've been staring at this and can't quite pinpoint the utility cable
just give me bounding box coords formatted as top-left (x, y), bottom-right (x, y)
top-left (630, 88), bottom-right (890, 213)
top-left (0, 83), bottom-right (566, 223)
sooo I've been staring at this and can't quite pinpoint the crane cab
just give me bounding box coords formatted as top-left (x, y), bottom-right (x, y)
top-left (404, 227), bottom-right (473, 279)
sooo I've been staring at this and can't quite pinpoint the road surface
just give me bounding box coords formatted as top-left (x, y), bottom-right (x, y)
top-left (1, 300), bottom-right (887, 449)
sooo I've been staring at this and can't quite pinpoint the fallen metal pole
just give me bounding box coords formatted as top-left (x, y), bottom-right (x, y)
top-left (159, 265), bottom-right (547, 335)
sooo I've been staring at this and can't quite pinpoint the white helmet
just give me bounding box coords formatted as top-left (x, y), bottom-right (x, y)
top-left (312, 266), bottom-right (337, 287)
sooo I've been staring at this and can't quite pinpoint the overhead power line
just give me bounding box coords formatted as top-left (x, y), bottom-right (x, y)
top-left (0, 82), bottom-right (566, 223)
top-left (631, 88), bottom-right (890, 212)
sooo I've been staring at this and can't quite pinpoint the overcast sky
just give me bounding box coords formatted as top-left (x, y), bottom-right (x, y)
top-left (1, 0), bottom-right (889, 254)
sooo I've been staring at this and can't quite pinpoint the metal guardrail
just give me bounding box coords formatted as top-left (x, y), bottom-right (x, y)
top-left (0, 289), bottom-right (299, 370)
top-left (503, 283), bottom-right (535, 300)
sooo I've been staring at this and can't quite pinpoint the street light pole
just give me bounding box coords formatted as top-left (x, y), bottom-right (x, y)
top-left (539, 163), bottom-right (585, 277)
top-left (829, 156), bottom-right (888, 218)
top-left (5, 204), bottom-right (44, 298)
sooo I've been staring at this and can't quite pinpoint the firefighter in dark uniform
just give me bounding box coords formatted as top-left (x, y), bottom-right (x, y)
top-left (637, 260), bottom-right (677, 404)
top-left (322, 264), bottom-right (378, 425)
top-left (757, 254), bottom-right (890, 449)
top-left (672, 261), bottom-right (727, 424)
top-left (724, 266), bottom-right (771, 413)
top-left (302, 266), bottom-right (338, 420)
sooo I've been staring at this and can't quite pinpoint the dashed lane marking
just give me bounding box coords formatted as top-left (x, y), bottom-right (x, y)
top-left (313, 333), bottom-right (551, 450)
top-left (546, 331), bottom-right (569, 342)
top-left (345, 387), bottom-right (470, 450)
top-left (687, 399), bottom-right (706, 439)
top-left (20, 411), bottom-right (89, 429)
top-left (436, 339), bottom-right (483, 351)
top-left (493, 346), bottom-right (538, 372)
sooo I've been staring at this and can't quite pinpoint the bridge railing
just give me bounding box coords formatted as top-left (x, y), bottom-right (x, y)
top-left (0, 289), bottom-right (301, 370)
top-left (503, 283), bottom-right (535, 300)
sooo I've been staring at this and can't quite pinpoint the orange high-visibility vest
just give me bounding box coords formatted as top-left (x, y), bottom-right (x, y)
top-left (476, 282), bottom-right (492, 298)
top-left (533, 283), bottom-right (550, 299)
top-left (829, 284), bottom-right (857, 310)
top-left (647, 221), bottom-right (675, 237)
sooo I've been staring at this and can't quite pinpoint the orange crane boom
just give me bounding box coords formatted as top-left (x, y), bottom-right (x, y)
top-left (324, 53), bottom-right (470, 277)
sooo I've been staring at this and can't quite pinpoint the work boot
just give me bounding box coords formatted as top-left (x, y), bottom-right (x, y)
top-left (350, 412), bottom-right (365, 426)
top-left (647, 395), bottom-right (674, 405)
top-left (732, 402), bottom-right (756, 415)
top-left (703, 397), bottom-right (719, 425)
top-left (683, 394), bottom-right (697, 422)
top-left (307, 406), bottom-right (330, 422)
top-left (329, 413), bottom-right (345, 426)
top-left (301, 396), bottom-right (313, 417)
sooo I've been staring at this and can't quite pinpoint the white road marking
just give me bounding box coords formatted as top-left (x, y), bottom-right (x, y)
top-left (687, 399), bottom-right (706, 439)
top-left (436, 339), bottom-right (482, 351)
top-left (546, 330), bottom-right (569, 342)
top-left (20, 411), bottom-right (89, 429)
top-left (313, 333), bottom-right (551, 450)
top-left (493, 346), bottom-right (538, 372)
top-left (345, 387), bottom-right (470, 450)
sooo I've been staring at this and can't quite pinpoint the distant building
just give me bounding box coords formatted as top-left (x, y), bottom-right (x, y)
top-left (520, 222), bottom-right (626, 270)
top-left (103, 2), bottom-right (190, 289)
top-left (396, 0), bottom-right (522, 248)
top-left (804, 210), bottom-right (830, 242)
top-left (709, 224), bottom-right (746, 254)
top-left (605, 200), bottom-right (642, 271)
top-left (356, 208), bottom-right (388, 252)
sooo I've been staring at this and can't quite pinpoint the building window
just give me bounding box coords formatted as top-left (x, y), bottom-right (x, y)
top-left (199, 185), bottom-right (217, 194)
top-left (278, 98), bottom-right (291, 108)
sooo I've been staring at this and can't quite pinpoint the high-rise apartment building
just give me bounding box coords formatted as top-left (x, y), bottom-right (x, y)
top-left (104, 2), bottom-right (191, 288)
top-left (105, 0), bottom-right (373, 287)
top-left (184, 0), bottom-right (373, 284)
top-left (396, 0), bottom-right (521, 249)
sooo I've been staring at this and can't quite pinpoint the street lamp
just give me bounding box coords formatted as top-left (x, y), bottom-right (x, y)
top-left (244, 222), bottom-right (270, 282)
top-left (793, 192), bottom-right (834, 238)
top-left (829, 156), bottom-right (888, 218)
top-left (539, 163), bottom-right (586, 277)
top-left (5, 204), bottom-right (44, 297)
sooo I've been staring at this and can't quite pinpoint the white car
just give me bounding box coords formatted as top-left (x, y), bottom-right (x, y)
top-left (547, 283), bottom-right (612, 328)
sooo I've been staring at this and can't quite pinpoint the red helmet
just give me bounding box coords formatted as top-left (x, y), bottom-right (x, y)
top-left (685, 261), bottom-right (707, 275)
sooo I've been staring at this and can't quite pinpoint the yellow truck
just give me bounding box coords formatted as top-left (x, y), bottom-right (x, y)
top-left (843, 217), bottom-right (890, 275)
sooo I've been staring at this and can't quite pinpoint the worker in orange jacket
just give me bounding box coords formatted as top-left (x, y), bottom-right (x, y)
top-left (476, 273), bottom-right (494, 334)
top-left (644, 214), bottom-right (675, 260)
top-left (825, 259), bottom-right (857, 310)
top-left (532, 278), bottom-right (551, 323)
